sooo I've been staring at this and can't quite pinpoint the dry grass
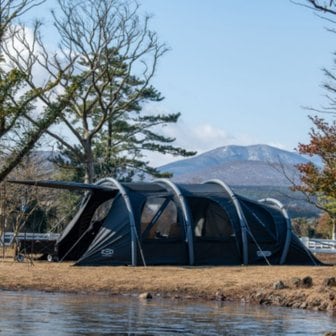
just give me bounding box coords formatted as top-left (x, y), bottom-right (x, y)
top-left (0, 250), bottom-right (335, 312)
top-left (0, 258), bottom-right (334, 298)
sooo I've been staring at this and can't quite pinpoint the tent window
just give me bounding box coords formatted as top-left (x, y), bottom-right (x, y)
top-left (189, 197), bottom-right (233, 239)
top-left (91, 198), bottom-right (114, 223)
top-left (141, 197), bottom-right (182, 240)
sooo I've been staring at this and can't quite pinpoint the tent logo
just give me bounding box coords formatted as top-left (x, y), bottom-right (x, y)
top-left (101, 248), bottom-right (114, 257)
top-left (256, 250), bottom-right (272, 258)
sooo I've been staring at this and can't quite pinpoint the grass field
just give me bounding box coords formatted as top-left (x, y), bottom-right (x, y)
top-left (0, 254), bottom-right (335, 313)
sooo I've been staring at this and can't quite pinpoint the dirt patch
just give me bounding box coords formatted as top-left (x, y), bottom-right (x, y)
top-left (0, 259), bottom-right (335, 314)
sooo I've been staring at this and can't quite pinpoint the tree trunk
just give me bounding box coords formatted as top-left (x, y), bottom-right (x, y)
top-left (83, 139), bottom-right (95, 184)
top-left (107, 118), bottom-right (112, 163)
top-left (332, 219), bottom-right (336, 241)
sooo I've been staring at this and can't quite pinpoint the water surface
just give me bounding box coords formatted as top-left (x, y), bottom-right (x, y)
top-left (0, 290), bottom-right (335, 335)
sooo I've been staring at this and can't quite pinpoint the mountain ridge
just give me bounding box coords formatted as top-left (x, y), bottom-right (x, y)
top-left (158, 144), bottom-right (316, 186)
top-left (157, 144), bottom-right (321, 217)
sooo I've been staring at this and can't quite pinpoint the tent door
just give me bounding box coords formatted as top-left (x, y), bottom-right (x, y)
top-left (189, 197), bottom-right (242, 265)
top-left (140, 196), bottom-right (188, 265)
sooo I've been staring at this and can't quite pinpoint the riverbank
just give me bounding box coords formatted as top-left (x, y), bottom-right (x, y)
top-left (0, 258), bottom-right (335, 315)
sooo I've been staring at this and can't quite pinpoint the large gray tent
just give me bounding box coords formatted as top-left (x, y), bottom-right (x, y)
top-left (11, 178), bottom-right (320, 266)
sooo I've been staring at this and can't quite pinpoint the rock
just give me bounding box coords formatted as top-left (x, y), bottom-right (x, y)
top-left (215, 291), bottom-right (226, 301)
top-left (273, 280), bottom-right (285, 290)
top-left (329, 293), bottom-right (335, 301)
top-left (323, 277), bottom-right (336, 287)
top-left (300, 302), bottom-right (308, 309)
top-left (291, 277), bottom-right (302, 288)
top-left (290, 276), bottom-right (313, 288)
top-left (259, 298), bottom-right (272, 305)
top-left (324, 332), bottom-right (336, 336)
top-left (302, 276), bottom-right (313, 288)
top-left (139, 292), bottom-right (153, 299)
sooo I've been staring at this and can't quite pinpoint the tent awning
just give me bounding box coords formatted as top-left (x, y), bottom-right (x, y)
top-left (8, 180), bottom-right (117, 193)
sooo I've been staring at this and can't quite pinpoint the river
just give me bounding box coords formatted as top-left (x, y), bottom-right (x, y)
top-left (0, 290), bottom-right (335, 335)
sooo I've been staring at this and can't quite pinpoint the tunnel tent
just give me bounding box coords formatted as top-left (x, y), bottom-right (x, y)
top-left (9, 178), bottom-right (321, 266)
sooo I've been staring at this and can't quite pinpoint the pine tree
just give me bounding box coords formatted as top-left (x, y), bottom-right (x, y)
top-left (47, 1), bottom-right (195, 182)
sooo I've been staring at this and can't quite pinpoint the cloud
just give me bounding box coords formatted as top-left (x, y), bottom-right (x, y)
top-left (142, 103), bottom-right (293, 167)
top-left (162, 121), bottom-right (236, 152)
top-left (3, 26), bottom-right (46, 83)
top-left (144, 119), bottom-right (263, 166)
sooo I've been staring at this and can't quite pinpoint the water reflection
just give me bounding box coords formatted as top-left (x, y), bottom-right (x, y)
top-left (0, 290), bottom-right (334, 335)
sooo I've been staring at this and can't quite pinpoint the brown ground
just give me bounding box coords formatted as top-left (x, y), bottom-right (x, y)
top-left (0, 254), bottom-right (336, 314)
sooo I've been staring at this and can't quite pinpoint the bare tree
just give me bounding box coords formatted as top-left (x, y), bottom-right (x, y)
top-left (0, 154), bottom-right (55, 256)
top-left (0, 0), bottom-right (45, 41)
top-left (0, 0), bottom-right (78, 182)
top-left (32, 0), bottom-right (194, 183)
top-left (2, 0), bottom-right (195, 184)
top-left (301, 1), bottom-right (336, 15)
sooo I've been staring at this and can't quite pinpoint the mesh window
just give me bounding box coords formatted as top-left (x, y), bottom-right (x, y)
top-left (141, 197), bottom-right (182, 240)
top-left (91, 198), bottom-right (114, 223)
top-left (189, 197), bottom-right (233, 239)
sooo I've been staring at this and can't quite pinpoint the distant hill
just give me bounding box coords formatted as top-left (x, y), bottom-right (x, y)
top-left (158, 144), bottom-right (321, 218)
top-left (158, 144), bottom-right (317, 186)
top-left (231, 185), bottom-right (319, 218)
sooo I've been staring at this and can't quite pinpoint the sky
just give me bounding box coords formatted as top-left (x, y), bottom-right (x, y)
top-left (26, 0), bottom-right (336, 165)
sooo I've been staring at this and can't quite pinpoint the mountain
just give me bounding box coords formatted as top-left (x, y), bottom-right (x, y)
top-left (158, 144), bottom-right (316, 186)
top-left (158, 144), bottom-right (321, 218)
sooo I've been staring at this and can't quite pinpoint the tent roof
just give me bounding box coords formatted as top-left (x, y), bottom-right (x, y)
top-left (8, 179), bottom-right (116, 194)
top-left (9, 179), bottom-right (236, 198)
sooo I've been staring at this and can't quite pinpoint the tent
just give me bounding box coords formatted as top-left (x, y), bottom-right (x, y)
top-left (10, 178), bottom-right (321, 266)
